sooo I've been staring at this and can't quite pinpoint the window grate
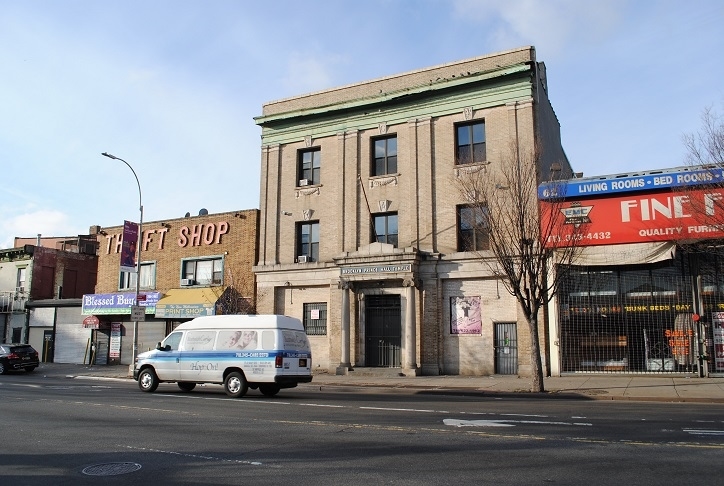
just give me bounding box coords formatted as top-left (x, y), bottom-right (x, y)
top-left (303, 302), bottom-right (327, 335)
top-left (558, 265), bottom-right (714, 374)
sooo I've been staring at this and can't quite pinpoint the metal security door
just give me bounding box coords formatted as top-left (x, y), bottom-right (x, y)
top-left (365, 295), bottom-right (401, 367)
top-left (42, 330), bottom-right (54, 362)
top-left (494, 322), bottom-right (518, 374)
top-left (94, 330), bottom-right (109, 365)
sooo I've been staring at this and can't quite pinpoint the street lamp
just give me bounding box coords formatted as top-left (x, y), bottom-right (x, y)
top-left (101, 152), bottom-right (143, 370)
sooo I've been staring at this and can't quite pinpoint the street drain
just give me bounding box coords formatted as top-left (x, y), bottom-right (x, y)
top-left (81, 462), bottom-right (142, 476)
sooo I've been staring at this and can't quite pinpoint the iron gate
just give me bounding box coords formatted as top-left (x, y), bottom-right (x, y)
top-left (494, 322), bottom-right (518, 374)
top-left (365, 295), bottom-right (401, 367)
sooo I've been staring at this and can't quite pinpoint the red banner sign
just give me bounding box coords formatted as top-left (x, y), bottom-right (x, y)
top-left (82, 315), bottom-right (100, 329)
top-left (541, 187), bottom-right (724, 248)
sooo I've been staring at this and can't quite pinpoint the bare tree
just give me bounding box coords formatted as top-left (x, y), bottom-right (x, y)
top-left (684, 105), bottom-right (724, 169)
top-left (678, 105), bottom-right (724, 248)
top-left (456, 142), bottom-right (584, 392)
top-left (211, 261), bottom-right (259, 315)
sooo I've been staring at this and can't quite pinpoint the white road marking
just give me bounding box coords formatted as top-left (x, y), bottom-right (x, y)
top-left (683, 429), bottom-right (724, 436)
top-left (444, 418), bottom-right (592, 428)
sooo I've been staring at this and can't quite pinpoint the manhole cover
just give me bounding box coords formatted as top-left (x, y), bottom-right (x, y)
top-left (81, 462), bottom-right (142, 476)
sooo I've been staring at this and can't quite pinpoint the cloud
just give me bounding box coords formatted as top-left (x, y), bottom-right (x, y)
top-left (280, 51), bottom-right (346, 96)
top-left (452, 0), bottom-right (625, 58)
top-left (0, 209), bottom-right (81, 248)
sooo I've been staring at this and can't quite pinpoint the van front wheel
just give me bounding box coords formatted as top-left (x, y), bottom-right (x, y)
top-left (138, 369), bottom-right (159, 392)
top-left (224, 372), bottom-right (248, 398)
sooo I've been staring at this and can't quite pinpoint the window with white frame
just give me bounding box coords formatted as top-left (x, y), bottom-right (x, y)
top-left (297, 222), bottom-right (319, 262)
top-left (298, 148), bottom-right (321, 186)
top-left (182, 257), bottom-right (223, 286)
top-left (119, 262), bottom-right (156, 290)
top-left (16, 267), bottom-right (27, 292)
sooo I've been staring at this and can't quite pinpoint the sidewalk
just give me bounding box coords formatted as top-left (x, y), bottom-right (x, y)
top-left (34, 363), bottom-right (724, 403)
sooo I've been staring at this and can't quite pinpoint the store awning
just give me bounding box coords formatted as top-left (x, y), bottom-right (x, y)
top-left (557, 241), bottom-right (676, 267)
top-left (154, 288), bottom-right (219, 319)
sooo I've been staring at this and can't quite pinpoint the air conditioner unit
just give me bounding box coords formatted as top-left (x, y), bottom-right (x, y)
top-left (181, 278), bottom-right (195, 286)
top-left (299, 179), bottom-right (309, 186)
top-left (297, 255), bottom-right (308, 263)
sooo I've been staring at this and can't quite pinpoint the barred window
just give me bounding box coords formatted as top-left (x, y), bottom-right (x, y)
top-left (303, 302), bottom-right (327, 335)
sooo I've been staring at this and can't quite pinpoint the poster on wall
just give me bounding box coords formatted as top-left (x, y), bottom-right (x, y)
top-left (450, 296), bottom-right (482, 335)
top-left (712, 312), bottom-right (724, 372)
top-left (109, 322), bottom-right (122, 359)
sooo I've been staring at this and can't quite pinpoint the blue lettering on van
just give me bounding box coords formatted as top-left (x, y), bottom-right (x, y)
top-left (235, 352), bottom-right (269, 358)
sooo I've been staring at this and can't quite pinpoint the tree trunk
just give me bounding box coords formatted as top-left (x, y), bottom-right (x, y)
top-left (527, 314), bottom-right (545, 393)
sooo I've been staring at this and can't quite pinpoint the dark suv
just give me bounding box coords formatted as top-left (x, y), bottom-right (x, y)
top-left (0, 344), bottom-right (40, 374)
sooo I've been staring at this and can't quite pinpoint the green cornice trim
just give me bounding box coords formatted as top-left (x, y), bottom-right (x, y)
top-left (258, 74), bottom-right (534, 146)
top-left (255, 64), bottom-right (530, 126)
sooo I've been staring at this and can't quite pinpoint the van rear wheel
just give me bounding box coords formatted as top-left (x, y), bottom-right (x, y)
top-left (259, 384), bottom-right (281, 397)
top-left (138, 369), bottom-right (159, 392)
top-left (178, 382), bottom-right (196, 392)
top-left (224, 372), bottom-right (248, 398)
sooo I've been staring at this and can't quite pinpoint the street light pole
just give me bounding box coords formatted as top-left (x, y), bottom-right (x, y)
top-left (102, 152), bottom-right (143, 370)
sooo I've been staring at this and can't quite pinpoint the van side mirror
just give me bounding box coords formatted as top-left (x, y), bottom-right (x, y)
top-left (164, 345), bottom-right (171, 351)
top-left (156, 342), bottom-right (163, 350)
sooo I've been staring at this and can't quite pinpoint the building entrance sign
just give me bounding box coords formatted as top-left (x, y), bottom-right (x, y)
top-left (341, 264), bottom-right (411, 275)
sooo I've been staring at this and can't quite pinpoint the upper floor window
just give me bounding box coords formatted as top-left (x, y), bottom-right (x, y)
top-left (298, 148), bottom-right (321, 186)
top-left (119, 262), bottom-right (156, 291)
top-left (373, 212), bottom-right (398, 247)
top-left (372, 136), bottom-right (397, 176)
top-left (456, 121), bottom-right (486, 165)
top-left (457, 205), bottom-right (489, 251)
top-left (182, 257), bottom-right (223, 286)
top-left (16, 267), bottom-right (27, 292)
top-left (297, 222), bottom-right (319, 262)
top-left (303, 302), bottom-right (327, 335)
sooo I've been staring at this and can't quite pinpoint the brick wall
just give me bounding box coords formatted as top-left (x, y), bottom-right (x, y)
top-left (94, 209), bottom-right (259, 303)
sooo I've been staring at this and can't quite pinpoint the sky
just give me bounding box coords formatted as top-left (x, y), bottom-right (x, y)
top-left (1, 0), bottom-right (723, 249)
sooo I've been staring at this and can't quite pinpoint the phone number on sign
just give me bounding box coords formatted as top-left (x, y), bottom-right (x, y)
top-left (549, 232), bottom-right (612, 243)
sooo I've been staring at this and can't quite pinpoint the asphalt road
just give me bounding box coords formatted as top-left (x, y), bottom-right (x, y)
top-left (2, 373), bottom-right (724, 485)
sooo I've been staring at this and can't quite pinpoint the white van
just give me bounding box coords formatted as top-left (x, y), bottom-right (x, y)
top-left (133, 315), bottom-right (312, 398)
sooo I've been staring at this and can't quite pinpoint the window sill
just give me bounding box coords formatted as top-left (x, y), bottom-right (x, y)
top-left (454, 162), bottom-right (488, 177)
top-left (295, 185), bottom-right (322, 198)
top-left (368, 174), bottom-right (399, 188)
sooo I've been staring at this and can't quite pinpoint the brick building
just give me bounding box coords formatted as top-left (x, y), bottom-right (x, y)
top-left (253, 46), bottom-right (571, 376)
top-left (1, 241), bottom-right (98, 362)
top-left (81, 209), bottom-right (258, 366)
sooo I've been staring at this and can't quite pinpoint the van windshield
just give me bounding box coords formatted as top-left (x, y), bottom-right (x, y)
top-left (162, 332), bottom-right (183, 351)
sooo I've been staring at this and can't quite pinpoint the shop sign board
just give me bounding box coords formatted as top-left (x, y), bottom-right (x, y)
top-left (81, 292), bottom-right (161, 315)
top-left (154, 302), bottom-right (215, 319)
top-left (541, 186), bottom-right (724, 248)
top-left (109, 322), bottom-right (121, 358)
top-left (538, 167), bottom-right (724, 199)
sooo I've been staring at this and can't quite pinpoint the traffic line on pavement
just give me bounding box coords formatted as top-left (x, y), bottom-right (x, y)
top-left (444, 418), bottom-right (592, 428)
top-left (683, 429), bottom-right (724, 436)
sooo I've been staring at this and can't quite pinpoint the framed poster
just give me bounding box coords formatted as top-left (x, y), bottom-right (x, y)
top-left (450, 296), bottom-right (482, 335)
